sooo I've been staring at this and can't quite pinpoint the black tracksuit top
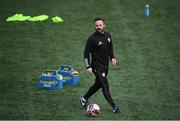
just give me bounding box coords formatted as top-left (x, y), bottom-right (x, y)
top-left (84, 31), bottom-right (115, 70)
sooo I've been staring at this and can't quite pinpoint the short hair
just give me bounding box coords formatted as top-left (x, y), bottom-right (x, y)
top-left (94, 18), bottom-right (105, 23)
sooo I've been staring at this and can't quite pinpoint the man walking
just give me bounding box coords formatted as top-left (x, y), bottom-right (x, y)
top-left (80, 18), bottom-right (120, 113)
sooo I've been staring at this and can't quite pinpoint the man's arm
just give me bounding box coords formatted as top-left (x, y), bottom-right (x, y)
top-left (109, 34), bottom-right (116, 66)
top-left (84, 38), bottom-right (93, 75)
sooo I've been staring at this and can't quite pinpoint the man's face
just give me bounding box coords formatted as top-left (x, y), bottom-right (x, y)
top-left (95, 20), bottom-right (105, 34)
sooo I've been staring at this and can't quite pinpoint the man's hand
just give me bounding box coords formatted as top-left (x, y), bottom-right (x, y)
top-left (86, 67), bottom-right (93, 75)
top-left (111, 58), bottom-right (117, 66)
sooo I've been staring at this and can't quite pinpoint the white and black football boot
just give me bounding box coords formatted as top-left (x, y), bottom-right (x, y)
top-left (112, 105), bottom-right (120, 113)
top-left (80, 96), bottom-right (88, 109)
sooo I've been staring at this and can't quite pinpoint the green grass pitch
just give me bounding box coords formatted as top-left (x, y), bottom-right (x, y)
top-left (0, 0), bottom-right (180, 120)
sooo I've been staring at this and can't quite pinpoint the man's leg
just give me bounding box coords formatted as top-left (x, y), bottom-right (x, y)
top-left (80, 77), bottom-right (102, 108)
top-left (97, 70), bottom-right (120, 113)
top-left (83, 80), bottom-right (101, 100)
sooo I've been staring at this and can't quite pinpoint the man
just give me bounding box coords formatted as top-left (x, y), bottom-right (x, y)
top-left (80, 18), bottom-right (120, 113)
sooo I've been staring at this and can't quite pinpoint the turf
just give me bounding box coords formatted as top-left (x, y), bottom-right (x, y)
top-left (0, 0), bottom-right (180, 120)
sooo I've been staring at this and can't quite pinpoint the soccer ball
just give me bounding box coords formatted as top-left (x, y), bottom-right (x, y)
top-left (86, 103), bottom-right (100, 117)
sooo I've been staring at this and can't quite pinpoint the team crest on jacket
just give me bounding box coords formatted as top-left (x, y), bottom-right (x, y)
top-left (108, 38), bottom-right (111, 43)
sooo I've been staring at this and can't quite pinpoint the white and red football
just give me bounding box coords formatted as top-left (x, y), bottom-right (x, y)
top-left (86, 103), bottom-right (100, 117)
